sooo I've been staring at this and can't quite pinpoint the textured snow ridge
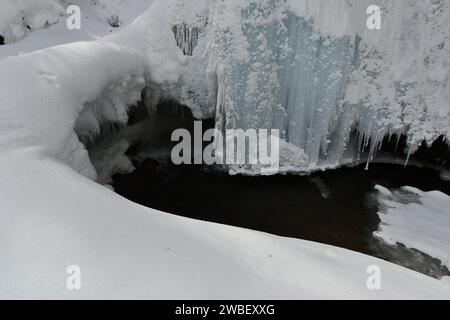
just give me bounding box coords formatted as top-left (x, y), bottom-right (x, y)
top-left (0, 0), bottom-right (65, 43)
top-left (375, 185), bottom-right (450, 269)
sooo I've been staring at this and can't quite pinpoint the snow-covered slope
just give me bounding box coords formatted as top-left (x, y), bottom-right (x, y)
top-left (0, 0), bottom-right (65, 44)
top-left (0, 0), bottom-right (155, 58)
top-left (1, 0), bottom-right (450, 298)
top-left (47, 0), bottom-right (446, 175)
top-left (2, 150), bottom-right (450, 299)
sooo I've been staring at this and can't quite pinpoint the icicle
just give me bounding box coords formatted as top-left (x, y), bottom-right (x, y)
top-left (404, 149), bottom-right (412, 167)
top-left (404, 140), bottom-right (419, 168)
top-left (172, 24), bottom-right (199, 56)
top-left (143, 86), bottom-right (159, 119)
top-left (394, 134), bottom-right (402, 152)
top-left (365, 144), bottom-right (374, 171)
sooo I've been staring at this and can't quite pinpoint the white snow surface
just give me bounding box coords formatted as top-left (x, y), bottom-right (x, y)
top-left (375, 185), bottom-right (450, 269)
top-left (1, 0), bottom-right (450, 298)
top-left (1, 151), bottom-right (450, 299)
top-left (0, 0), bottom-right (155, 58)
top-left (0, 0), bottom-right (65, 44)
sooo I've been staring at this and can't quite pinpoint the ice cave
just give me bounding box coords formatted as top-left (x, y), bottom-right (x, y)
top-left (0, 0), bottom-right (449, 300)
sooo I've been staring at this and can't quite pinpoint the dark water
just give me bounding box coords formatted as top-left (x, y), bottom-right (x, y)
top-left (112, 161), bottom-right (450, 277)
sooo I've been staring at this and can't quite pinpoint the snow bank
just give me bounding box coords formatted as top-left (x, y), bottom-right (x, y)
top-left (0, 0), bottom-right (65, 43)
top-left (91, 0), bottom-right (156, 27)
top-left (1, 150), bottom-right (450, 299)
top-left (375, 185), bottom-right (450, 269)
top-left (0, 0), bottom-right (155, 58)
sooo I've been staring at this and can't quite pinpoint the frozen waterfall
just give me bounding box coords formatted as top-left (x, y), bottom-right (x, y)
top-left (163, 0), bottom-right (450, 173)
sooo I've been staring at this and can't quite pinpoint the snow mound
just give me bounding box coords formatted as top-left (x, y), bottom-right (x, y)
top-left (0, 0), bottom-right (65, 43)
top-left (375, 185), bottom-right (450, 269)
top-left (0, 39), bottom-right (146, 179)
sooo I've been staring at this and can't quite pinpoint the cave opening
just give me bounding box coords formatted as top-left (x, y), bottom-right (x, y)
top-left (77, 90), bottom-right (215, 185)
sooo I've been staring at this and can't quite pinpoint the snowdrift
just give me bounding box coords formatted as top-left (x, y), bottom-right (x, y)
top-left (0, 0), bottom-right (65, 44)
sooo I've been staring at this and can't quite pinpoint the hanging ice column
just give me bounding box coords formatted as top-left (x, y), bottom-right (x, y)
top-left (278, 14), bottom-right (359, 165)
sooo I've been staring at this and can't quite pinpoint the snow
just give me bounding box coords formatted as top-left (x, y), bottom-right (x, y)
top-left (0, 0), bottom-right (155, 58)
top-left (1, 0), bottom-right (450, 298)
top-left (0, 38), bottom-right (147, 179)
top-left (0, 0), bottom-right (65, 44)
top-left (5, 0), bottom-right (447, 170)
top-left (375, 185), bottom-right (450, 269)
